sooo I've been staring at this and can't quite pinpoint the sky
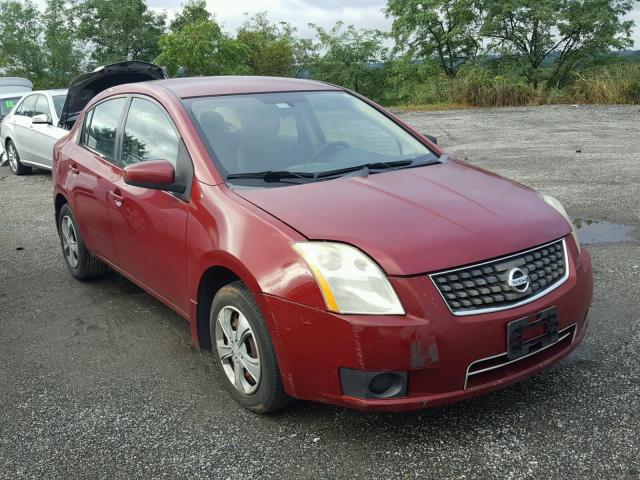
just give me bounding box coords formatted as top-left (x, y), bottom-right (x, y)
top-left (144, 0), bottom-right (640, 47)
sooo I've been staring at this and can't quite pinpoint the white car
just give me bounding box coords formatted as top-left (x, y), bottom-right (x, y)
top-left (1, 89), bottom-right (68, 174)
top-left (0, 92), bottom-right (27, 165)
top-left (0, 77), bottom-right (33, 165)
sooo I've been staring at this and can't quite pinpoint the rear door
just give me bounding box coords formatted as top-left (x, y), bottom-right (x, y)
top-left (12, 94), bottom-right (38, 162)
top-left (70, 97), bottom-right (128, 263)
top-left (107, 96), bottom-right (190, 313)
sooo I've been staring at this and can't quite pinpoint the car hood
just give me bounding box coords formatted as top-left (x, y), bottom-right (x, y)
top-left (233, 160), bottom-right (571, 276)
top-left (58, 61), bottom-right (166, 130)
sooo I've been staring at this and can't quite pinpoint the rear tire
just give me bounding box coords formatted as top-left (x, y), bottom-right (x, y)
top-left (6, 140), bottom-right (31, 175)
top-left (210, 281), bottom-right (293, 413)
top-left (58, 204), bottom-right (107, 280)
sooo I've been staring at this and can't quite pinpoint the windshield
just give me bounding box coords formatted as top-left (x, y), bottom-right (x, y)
top-left (184, 91), bottom-right (438, 185)
top-left (52, 94), bottom-right (66, 118)
top-left (1, 96), bottom-right (22, 117)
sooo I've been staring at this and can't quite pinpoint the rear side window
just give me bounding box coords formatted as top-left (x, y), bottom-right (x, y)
top-left (52, 95), bottom-right (66, 117)
top-left (122, 98), bottom-right (179, 167)
top-left (17, 95), bottom-right (37, 117)
top-left (0, 96), bottom-right (21, 117)
top-left (82, 98), bottom-right (127, 161)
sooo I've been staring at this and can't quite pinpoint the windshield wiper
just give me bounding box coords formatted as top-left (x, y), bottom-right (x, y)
top-left (226, 158), bottom-right (440, 184)
top-left (226, 170), bottom-right (315, 183)
top-left (313, 158), bottom-right (441, 179)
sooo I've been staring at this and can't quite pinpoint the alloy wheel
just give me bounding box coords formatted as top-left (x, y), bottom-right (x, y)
top-left (215, 306), bottom-right (261, 395)
top-left (7, 143), bottom-right (17, 172)
top-left (60, 215), bottom-right (79, 268)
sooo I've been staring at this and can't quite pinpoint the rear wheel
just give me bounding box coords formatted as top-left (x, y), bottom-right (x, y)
top-left (210, 281), bottom-right (292, 413)
top-left (58, 204), bottom-right (107, 280)
top-left (6, 140), bottom-right (31, 175)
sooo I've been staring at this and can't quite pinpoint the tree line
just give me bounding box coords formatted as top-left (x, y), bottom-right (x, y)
top-left (0, 0), bottom-right (638, 107)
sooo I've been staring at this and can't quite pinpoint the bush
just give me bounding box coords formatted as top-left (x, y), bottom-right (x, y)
top-left (384, 61), bottom-right (640, 108)
top-left (572, 64), bottom-right (640, 104)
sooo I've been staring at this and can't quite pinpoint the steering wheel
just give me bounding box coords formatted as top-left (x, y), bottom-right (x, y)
top-left (309, 141), bottom-right (350, 164)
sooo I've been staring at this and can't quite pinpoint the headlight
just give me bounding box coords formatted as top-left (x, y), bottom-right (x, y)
top-left (293, 242), bottom-right (405, 315)
top-left (541, 194), bottom-right (580, 251)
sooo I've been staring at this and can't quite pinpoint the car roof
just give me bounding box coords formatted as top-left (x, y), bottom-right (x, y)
top-left (0, 91), bottom-right (27, 99)
top-left (24, 89), bottom-right (68, 96)
top-left (141, 76), bottom-right (342, 99)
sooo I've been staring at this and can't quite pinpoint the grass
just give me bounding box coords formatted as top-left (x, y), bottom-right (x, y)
top-left (386, 63), bottom-right (640, 110)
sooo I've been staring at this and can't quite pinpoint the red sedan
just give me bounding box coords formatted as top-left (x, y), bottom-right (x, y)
top-left (52, 62), bottom-right (592, 413)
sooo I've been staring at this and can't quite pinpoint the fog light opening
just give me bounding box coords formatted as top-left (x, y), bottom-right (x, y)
top-left (368, 372), bottom-right (403, 398)
top-left (340, 368), bottom-right (407, 399)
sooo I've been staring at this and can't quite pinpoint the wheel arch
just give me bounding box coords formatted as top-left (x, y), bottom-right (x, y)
top-left (195, 263), bottom-right (263, 350)
top-left (54, 192), bottom-right (69, 232)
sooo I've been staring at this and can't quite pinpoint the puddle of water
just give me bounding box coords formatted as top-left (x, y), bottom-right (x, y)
top-left (573, 219), bottom-right (635, 245)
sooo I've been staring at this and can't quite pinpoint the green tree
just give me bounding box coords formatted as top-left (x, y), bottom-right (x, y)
top-left (156, 18), bottom-right (249, 76)
top-left (481, 0), bottom-right (636, 87)
top-left (0, 0), bottom-right (82, 88)
top-left (77, 0), bottom-right (166, 66)
top-left (42, 0), bottom-right (82, 87)
top-left (237, 12), bottom-right (296, 76)
top-left (0, 0), bottom-right (45, 83)
top-left (308, 21), bottom-right (387, 93)
top-left (386, 0), bottom-right (482, 78)
top-left (550, 0), bottom-right (636, 85)
top-left (169, 0), bottom-right (211, 32)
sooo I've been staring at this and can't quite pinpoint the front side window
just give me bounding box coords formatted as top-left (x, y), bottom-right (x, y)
top-left (17, 95), bottom-right (37, 117)
top-left (34, 95), bottom-right (50, 117)
top-left (184, 91), bottom-right (437, 185)
top-left (122, 98), bottom-right (179, 167)
top-left (82, 97), bottom-right (127, 161)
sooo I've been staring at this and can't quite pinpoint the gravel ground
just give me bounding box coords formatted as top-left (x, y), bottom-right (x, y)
top-left (1, 104), bottom-right (639, 479)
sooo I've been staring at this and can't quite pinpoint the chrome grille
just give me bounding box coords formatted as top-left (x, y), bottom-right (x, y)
top-left (430, 239), bottom-right (568, 315)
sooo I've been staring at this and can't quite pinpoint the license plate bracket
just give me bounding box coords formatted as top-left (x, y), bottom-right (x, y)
top-left (507, 307), bottom-right (560, 360)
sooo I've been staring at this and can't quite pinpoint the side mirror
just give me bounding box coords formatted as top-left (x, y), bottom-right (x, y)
top-left (124, 160), bottom-right (185, 193)
top-left (423, 133), bottom-right (438, 144)
top-left (32, 114), bottom-right (51, 125)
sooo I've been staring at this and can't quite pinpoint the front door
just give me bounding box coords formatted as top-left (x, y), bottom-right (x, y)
top-left (30, 94), bottom-right (61, 167)
top-left (31, 95), bottom-right (57, 168)
top-left (107, 96), bottom-right (190, 314)
top-left (70, 96), bottom-right (129, 263)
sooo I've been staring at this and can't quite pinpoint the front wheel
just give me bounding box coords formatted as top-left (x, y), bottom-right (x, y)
top-left (210, 281), bottom-right (292, 413)
top-left (6, 140), bottom-right (31, 175)
top-left (58, 204), bottom-right (107, 280)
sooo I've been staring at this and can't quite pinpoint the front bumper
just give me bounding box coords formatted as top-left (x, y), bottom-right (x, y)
top-left (262, 238), bottom-right (592, 412)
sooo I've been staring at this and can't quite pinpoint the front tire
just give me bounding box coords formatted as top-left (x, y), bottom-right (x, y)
top-left (6, 140), bottom-right (31, 175)
top-left (210, 281), bottom-right (292, 413)
top-left (58, 204), bottom-right (107, 280)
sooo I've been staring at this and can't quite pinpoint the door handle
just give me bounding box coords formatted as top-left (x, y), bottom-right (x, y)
top-left (109, 190), bottom-right (124, 208)
top-left (69, 164), bottom-right (79, 175)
